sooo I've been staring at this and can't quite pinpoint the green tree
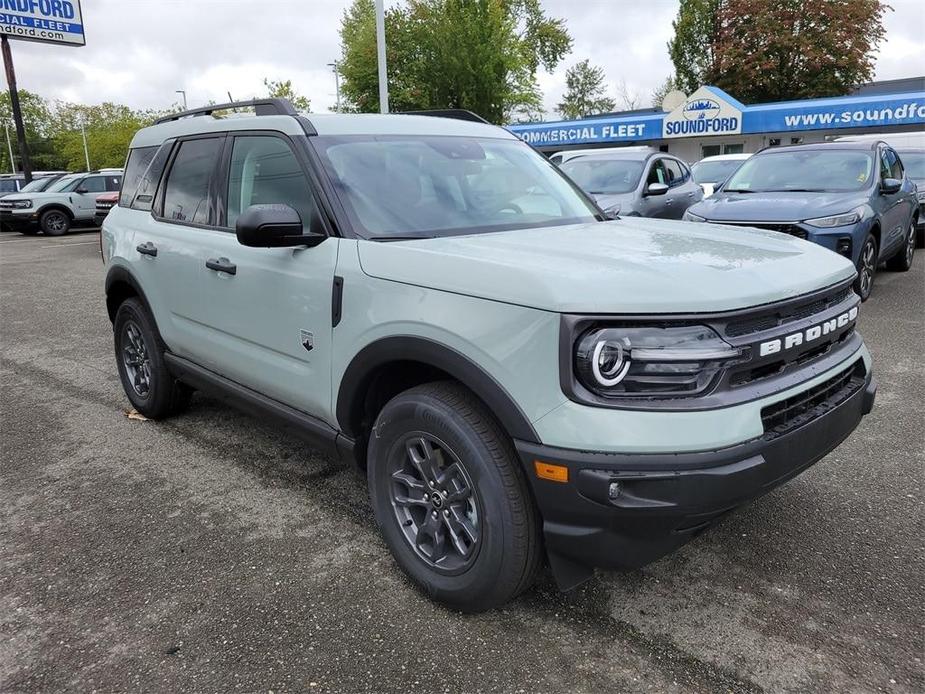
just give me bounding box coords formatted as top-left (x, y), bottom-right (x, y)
top-left (48, 102), bottom-right (148, 170)
top-left (263, 78), bottom-right (312, 112)
top-left (556, 59), bottom-right (615, 120)
top-left (0, 89), bottom-right (59, 172)
top-left (338, 0), bottom-right (571, 123)
top-left (667, 0), bottom-right (721, 95)
top-left (710, 0), bottom-right (889, 102)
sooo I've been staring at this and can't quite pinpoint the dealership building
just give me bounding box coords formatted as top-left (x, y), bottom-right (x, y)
top-left (508, 77), bottom-right (925, 162)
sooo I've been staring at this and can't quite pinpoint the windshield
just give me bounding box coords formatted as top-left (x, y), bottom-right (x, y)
top-left (724, 150), bottom-right (874, 193)
top-left (46, 174), bottom-right (83, 193)
top-left (313, 135), bottom-right (598, 238)
top-left (899, 150), bottom-right (925, 179)
top-left (560, 158), bottom-right (644, 194)
top-left (692, 159), bottom-right (745, 184)
top-left (19, 177), bottom-right (57, 192)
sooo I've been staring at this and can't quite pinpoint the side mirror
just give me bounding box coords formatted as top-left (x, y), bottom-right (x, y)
top-left (880, 178), bottom-right (902, 195)
top-left (235, 204), bottom-right (325, 248)
top-left (75, 187), bottom-right (88, 194)
top-left (645, 182), bottom-right (669, 196)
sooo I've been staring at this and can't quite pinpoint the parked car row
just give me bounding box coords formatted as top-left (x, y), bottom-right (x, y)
top-left (0, 168), bottom-right (123, 235)
top-left (554, 136), bottom-right (920, 300)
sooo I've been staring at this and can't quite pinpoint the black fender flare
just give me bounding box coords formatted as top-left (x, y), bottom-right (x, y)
top-left (35, 203), bottom-right (75, 221)
top-left (336, 336), bottom-right (540, 444)
top-left (104, 264), bottom-right (155, 323)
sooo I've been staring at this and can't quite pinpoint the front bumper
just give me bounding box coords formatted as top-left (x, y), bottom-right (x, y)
top-left (0, 210), bottom-right (37, 230)
top-left (515, 366), bottom-right (876, 590)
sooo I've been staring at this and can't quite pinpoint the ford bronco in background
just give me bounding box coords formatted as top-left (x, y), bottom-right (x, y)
top-left (103, 100), bottom-right (876, 611)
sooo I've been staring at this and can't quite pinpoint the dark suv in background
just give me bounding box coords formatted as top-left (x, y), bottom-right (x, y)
top-left (560, 148), bottom-right (703, 218)
top-left (684, 141), bottom-right (918, 300)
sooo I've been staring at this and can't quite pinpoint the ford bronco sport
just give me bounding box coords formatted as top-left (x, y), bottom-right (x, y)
top-left (103, 99), bottom-right (876, 612)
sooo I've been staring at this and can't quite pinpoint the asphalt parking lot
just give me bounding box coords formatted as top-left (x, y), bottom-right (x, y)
top-left (1, 229), bottom-right (922, 693)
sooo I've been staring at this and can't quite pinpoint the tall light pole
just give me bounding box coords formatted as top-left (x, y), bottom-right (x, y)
top-left (175, 90), bottom-right (187, 109)
top-left (4, 123), bottom-right (15, 174)
top-left (80, 117), bottom-right (90, 171)
top-left (327, 61), bottom-right (341, 113)
top-left (374, 0), bottom-right (389, 113)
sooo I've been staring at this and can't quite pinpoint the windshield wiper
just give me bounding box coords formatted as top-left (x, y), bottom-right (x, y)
top-left (762, 188), bottom-right (828, 193)
top-left (725, 188), bottom-right (756, 193)
top-left (366, 235), bottom-right (436, 242)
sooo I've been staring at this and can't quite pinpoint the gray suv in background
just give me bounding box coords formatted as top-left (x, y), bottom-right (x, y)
top-left (560, 148), bottom-right (703, 218)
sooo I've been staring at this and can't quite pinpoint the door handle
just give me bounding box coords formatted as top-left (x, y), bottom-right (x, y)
top-left (687, 192), bottom-right (695, 197)
top-left (206, 257), bottom-right (237, 275)
top-left (136, 241), bottom-right (157, 257)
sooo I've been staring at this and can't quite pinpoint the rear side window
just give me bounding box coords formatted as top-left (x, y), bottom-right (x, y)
top-left (120, 146), bottom-right (157, 206)
top-left (79, 176), bottom-right (107, 194)
top-left (161, 138), bottom-right (223, 225)
top-left (225, 135), bottom-right (320, 232)
top-left (663, 158), bottom-right (686, 187)
top-left (131, 142), bottom-right (174, 212)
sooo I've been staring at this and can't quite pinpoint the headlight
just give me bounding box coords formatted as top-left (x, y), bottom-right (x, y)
top-left (683, 210), bottom-right (705, 222)
top-left (12, 200), bottom-right (31, 209)
top-left (916, 190), bottom-right (925, 202)
top-left (575, 325), bottom-right (744, 399)
top-left (804, 206), bottom-right (864, 228)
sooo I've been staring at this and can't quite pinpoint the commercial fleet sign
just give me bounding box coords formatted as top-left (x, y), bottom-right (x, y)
top-left (662, 86), bottom-right (742, 139)
top-left (0, 0), bottom-right (85, 47)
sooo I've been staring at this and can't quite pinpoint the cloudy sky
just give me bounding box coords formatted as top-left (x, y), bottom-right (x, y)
top-left (8, 0), bottom-right (925, 117)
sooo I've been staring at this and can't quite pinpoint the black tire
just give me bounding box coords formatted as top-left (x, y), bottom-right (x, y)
top-left (367, 381), bottom-right (541, 612)
top-left (113, 297), bottom-right (192, 419)
top-left (853, 233), bottom-right (877, 301)
top-left (39, 209), bottom-right (70, 236)
top-left (886, 219), bottom-right (917, 272)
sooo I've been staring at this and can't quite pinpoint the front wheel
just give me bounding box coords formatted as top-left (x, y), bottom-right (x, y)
top-left (853, 234), bottom-right (877, 301)
top-left (886, 219), bottom-right (917, 272)
top-left (367, 381), bottom-right (540, 612)
top-left (39, 209), bottom-right (70, 236)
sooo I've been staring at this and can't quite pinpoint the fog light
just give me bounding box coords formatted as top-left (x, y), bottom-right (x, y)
top-left (608, 481), bottom-right (621, 499)
top-left (836, 237), bottom-right (852, 257)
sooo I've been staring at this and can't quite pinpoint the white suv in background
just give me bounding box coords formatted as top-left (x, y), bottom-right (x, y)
top-left (0, 169), bottom-right (122, 236)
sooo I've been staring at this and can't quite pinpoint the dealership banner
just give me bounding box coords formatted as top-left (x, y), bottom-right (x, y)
top-left (0, 0), bottom-right (85, 47)
top-left (508, 85), bottom-right (925, 148)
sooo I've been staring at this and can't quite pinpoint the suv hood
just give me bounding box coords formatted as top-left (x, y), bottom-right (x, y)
top-left (357, 219), bottom-right (856, 313)
top-left (692, 190), bottom-right (867, 222)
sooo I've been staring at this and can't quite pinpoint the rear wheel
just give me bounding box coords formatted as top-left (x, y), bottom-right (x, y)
top-left (113, 298), bottom-right (191, 419)
top-left (886, 219), bottom-right (916, 272)
top-left (853, 234), bottom-right (877, 301)
top-left (39, 209), bottom-right (70, 236)
top-left (367, 381), bottom-right (540, 612)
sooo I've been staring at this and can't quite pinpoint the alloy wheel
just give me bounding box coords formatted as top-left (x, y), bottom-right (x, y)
top-left (389, 433), bottom-right (480, 573)
top-left (121, 320), bottom-right (151, 397)
top-left (859, 240), bottom-right (876, 297)
top-left (906, 223), bottom-right (916, 265)
top-left (45, 212), bottom-right (67, 233)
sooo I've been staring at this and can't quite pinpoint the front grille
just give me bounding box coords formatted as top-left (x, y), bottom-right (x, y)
top-left (760, 361), bottom-right (865, 439)
top-left (725, 285), bottom-right (853, 338)
top-left (0, 201), bottom-right (14, 210)
top-left (716, 221), bottom-right (808, 240)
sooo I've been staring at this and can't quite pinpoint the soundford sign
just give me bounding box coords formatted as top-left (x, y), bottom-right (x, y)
top-left (0, 0), bottom-right (85, 47)
top-left (663, 86), bottom-right (743, 139)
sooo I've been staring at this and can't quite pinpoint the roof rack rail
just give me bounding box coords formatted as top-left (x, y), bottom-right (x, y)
top-left (401, 109), bottom-right (489, 124)
top-left (154, 98), bottom-right (298, 125)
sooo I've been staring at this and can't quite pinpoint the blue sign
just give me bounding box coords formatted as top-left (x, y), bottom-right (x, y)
top-left (508, 86), bottom-right (925, 149)
top-left (508, 114), bottom-right (661, 147)
top-left (0, 0), bottom-right (85, 47)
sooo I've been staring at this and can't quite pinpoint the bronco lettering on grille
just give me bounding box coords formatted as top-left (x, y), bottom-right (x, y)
top-left (759, 306), bottom-right (858, 357)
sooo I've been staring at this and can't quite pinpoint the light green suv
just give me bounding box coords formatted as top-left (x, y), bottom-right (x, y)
top-left (103, 99), bottom-right (876, 612)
